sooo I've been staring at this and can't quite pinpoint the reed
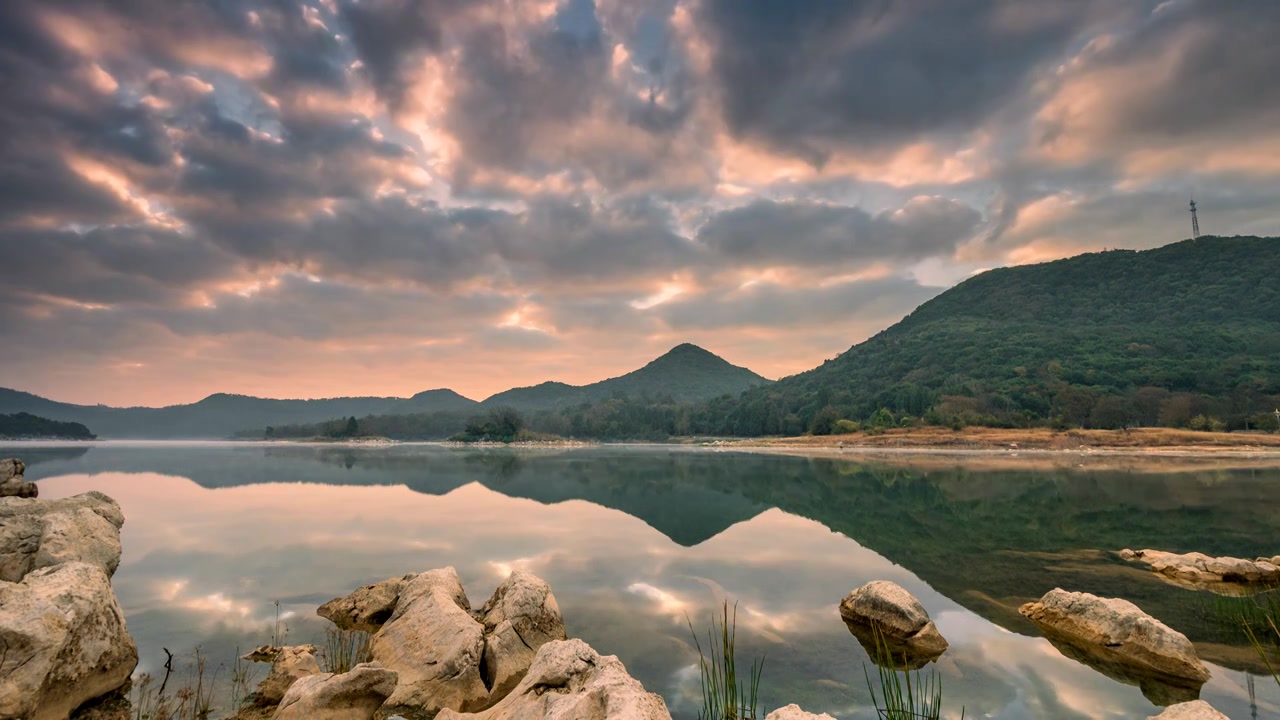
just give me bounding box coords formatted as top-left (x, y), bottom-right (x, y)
top-left (686, 600), bottom-right (765, 720)
top-left (322, 625), bottom-right (373, 674)
top-left (864, 625), bottom-right (962, 720)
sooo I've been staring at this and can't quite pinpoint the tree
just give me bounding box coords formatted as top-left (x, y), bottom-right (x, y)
top-left (810, 406), bottom-right (839, 435)
top-left (345, 416), bottom-right (359, 437)
top-left (1090, 396), bottom-right (1135, 430)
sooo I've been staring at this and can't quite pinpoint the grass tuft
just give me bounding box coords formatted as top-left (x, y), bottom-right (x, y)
top-left (321, 625), bottom-right (373, 674)
top-left (686, 600), bottom-right (765, 720)
top-left (864, 624), bottom-right (962, 720)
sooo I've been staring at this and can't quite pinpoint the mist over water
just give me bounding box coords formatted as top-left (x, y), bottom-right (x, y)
top-left (9, 442), bottom-right (1280, 719)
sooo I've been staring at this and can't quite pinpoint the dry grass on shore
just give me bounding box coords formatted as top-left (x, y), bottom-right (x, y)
top-left (728, 426), bottom-right (1280, 452)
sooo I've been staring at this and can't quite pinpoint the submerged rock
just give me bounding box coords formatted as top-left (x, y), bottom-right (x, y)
top-left (1120, 548), bottom-right (1280, 589)
top-left (0, 561), bottom-right (139, 720)
top-left (274, 663), bottom-right (398, 720)
top-left (765, 705), bottom-right (836, 720)
top-left (475, 571), bottom-right (568, 702)
top-left (319, 574), bottom-right (416, 633)
top-left (1147, 700), bottom-right (1229, 719)
top-left (838, 580), bottom-right (948, 667)
top-left (1037, 630), bottom-right (1201, 706)
top-left (0, 458), bottom-right (36, 498)
top-left (0, 491), bottom-right (125, 581)
top-left (1019, 589), bottom-right (1209, 690)
top-left (435, 639), bottom-right (671, 720)
top-left (369, 568), bottom-right (489, 719)
top-left (243, 644), bottom-right (322, 706)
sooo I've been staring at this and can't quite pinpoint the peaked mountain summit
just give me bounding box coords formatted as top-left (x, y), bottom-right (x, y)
top-left (483, 343), bottom-right (771, 410)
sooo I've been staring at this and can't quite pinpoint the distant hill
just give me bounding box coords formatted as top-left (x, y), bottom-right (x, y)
top-left (0, 412), bottom-right (95, 439)
top-left (712, 235), bottom-right (1280, 434)
top-left (484, 343), bottom-right (771, 410)
top-left (0, 344), bottom-right (768, 439)
top-left (0, 387), bottom-right (479, 439)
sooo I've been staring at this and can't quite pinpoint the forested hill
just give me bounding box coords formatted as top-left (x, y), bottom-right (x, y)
top-left (0, 412), bottom-right (95, 439)
top-left (483, 343), bottom-right (770, 410)
top-left (714, 236), bottom-right (1280, 435)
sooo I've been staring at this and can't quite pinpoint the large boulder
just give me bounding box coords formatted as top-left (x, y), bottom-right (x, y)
top-left (0, 561), bottom-right (139, 720)
top-left (244, 645), bottom-right (323, 706)
top-left (319, 575), bottom-right (416, 633)
top-left (273, 663), bottom-right (398, 720)
top-left (369, 568), bottom-right (489, 719)
top-left (1120, 548), bottom-right (1280, 589)
top-left (0, 492), bottom-right (125, 581)
top-left (838, 581), bottom-right (948, 668)
top-left (0, 458), bottom-right (36, 498)
top-left (435, 639), bottom-right (671, 720)
top-left (766, 705), bottom-right (836, 720)
top-left (1019, 589), bottom-right (1210, 689)
top-left (1147, 700), bottom-right (1229, 719)
top-left (475, 571), bottom-right (567, 702)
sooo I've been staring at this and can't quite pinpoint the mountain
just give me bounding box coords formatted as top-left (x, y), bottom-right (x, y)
top-left (0, 344), bottom-right (767, 439)
top-left (714, 235), bottom-right (1280, 434)
top-left (484, 343), bottom-right (771, 410)
top-left (0, 387), bottom-right (479, 439)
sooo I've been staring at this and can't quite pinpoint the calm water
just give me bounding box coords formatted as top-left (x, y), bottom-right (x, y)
top-left (7, 442), bottom-right (1280, 719)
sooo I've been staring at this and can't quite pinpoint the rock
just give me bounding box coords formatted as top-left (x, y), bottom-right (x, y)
top-left (0, 458), bottom-right (23, 481)
top-left (370, 568), bottom-right (489, 719)
top-left (274, 663), bottom-right (398, 720)
top-left (0, 458), bottom-right (36, 498)
top-left (1019, 589), bottom-right (1209, 688)
top-left (0, 561), bottom-right (139, 720)
top-left (244, 644), bottom-right (323, 706)
top-left (475, 571), bottom-right (568, 702)
top-left (1147, 700), bottom-right (1229, 719)
top-left (435, 639), bottom-right (672, 720)
top-left (766, 705), bottom-right (836, 720)
top-left (1121, 548), bottom-right (1280, 587)
top-left (838, 580), bottom-right (948, 667)
top-left (0, 491), bottom-right (125, 581)
top-left (320, 574), bottom-right (416, 633)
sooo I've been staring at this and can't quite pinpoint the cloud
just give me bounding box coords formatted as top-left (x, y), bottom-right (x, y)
top-left (1032, 0), bottom-right (1280, 178)
top-left (1, 0), bottom-right (1277, 405)
top-left (694, 0), bottom-right (1130, 164)
top-left (658, 275), bottom-right (939, 331)
top-left (697, 196), bottom-right (981, 268)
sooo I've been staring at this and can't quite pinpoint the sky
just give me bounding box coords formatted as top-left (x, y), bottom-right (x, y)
top-left (2, 0), bottom-right (1279, 406)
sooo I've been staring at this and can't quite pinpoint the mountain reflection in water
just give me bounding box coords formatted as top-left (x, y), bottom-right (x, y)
top-left (10, 442), bottom-right (1280, 719)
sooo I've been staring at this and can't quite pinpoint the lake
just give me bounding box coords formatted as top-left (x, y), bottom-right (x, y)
top-left (8, 441), bottom-right (1280, 719)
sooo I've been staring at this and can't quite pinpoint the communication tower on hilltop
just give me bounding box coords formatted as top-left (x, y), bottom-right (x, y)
top-left (1189, 197), bottom-right (1200, 239)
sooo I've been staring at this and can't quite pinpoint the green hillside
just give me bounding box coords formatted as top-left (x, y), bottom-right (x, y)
top-left (483, 343), bottom-right (771, 410)
top-left (712, 236), bottom-right (1280, 434)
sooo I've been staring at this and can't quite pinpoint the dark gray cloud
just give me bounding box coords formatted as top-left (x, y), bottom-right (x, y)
top-left (695, 0), bottom-right (1135, 163)
top-left (1034, 0), bottom-right (1280, 151)
top-left (658, 275), bottom-right (939, 331)
top-left (340, 0), bottom-right (465, 109)
top-left (697, 197), bottom-right (981, 267)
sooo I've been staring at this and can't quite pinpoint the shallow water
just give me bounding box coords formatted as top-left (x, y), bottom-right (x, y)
top-left (8, 441), bottom-right (1280, 719)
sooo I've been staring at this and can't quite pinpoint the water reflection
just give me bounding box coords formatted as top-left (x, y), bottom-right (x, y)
top-left (8, 442), bottom-right (1280, 719)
